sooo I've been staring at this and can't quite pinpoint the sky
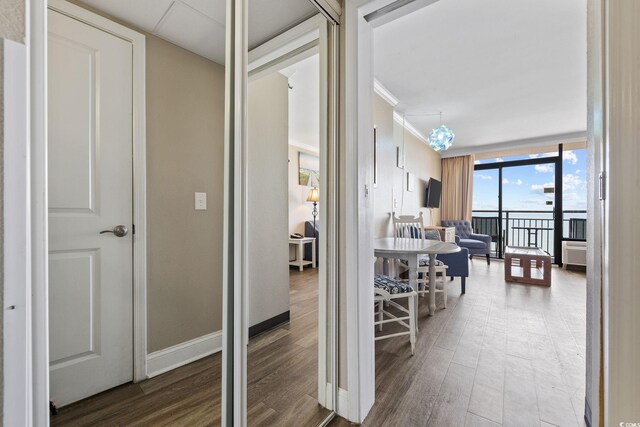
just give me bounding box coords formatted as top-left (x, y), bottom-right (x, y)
top-left (472, 149), bottom-right (587, 212)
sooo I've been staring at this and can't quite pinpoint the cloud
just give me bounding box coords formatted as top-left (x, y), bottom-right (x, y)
top-left (529, 154), bottom-right (539, 159)
top-left (575, 169), bottom-right (581, 174)
top-left (477, 174), bottom-right (493, 180)
top-left (495, 157), bottom-right (503, 163)
top-left (534, 164), bottom-right (553, 173)
top-left (564, 150), bottom-right (578, 165)
top-left (563, 192), bottom-right (579, 201)
top-left (501, 178), bottom-right (521, 185)
top-left (563, 173), bottom-right (583, 190)
top-left (474, 160), bottom-right (482, 165)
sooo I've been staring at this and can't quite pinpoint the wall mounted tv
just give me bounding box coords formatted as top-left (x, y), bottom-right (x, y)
top-left (425, 178), bottom-right (442, 208)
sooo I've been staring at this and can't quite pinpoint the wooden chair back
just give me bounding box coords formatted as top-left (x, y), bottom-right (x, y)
top-left (392, 212), bottom-right (425, 241)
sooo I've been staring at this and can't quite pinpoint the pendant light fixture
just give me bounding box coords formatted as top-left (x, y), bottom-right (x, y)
top-left (428, 112), bottom-right (455, 152)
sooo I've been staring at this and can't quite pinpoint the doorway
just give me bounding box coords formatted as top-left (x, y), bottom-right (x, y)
top-left (46, 1), bottom-right (147, 407)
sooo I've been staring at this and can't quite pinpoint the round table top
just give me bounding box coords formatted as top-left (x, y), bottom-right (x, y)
top-left (373, 237), bottom-right (461, 255)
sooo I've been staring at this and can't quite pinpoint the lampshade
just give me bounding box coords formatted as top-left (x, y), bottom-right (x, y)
top-left (428, 124), bottom-right (455, 152)
top-left (306, 187), bottom-right (320, 202)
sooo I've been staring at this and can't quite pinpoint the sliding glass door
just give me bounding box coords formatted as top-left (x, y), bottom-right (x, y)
top-left (473, 151), bottom-right (565, 263)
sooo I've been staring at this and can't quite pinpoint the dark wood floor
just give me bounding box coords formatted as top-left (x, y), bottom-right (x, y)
top-left (51, 267), bottom-right (327, 426)
top-left (331, 260), bottom-right (587, 427)
top-left (51, 261), bottom-right (586, 426)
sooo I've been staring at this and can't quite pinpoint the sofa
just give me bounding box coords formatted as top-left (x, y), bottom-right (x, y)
top-left (304, 220), bottom-right (319, 261)
top-left (441, 220), bottom-right (492, 265)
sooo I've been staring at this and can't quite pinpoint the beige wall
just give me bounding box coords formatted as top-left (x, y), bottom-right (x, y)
top-left (247, 73), bottom-right (290, 326)
top-left (146, 36), bottom-right (225, 352)
top-left (0, 0), bottom-right (25, 43)
top-left (372, 92), bottom-right (441, 239)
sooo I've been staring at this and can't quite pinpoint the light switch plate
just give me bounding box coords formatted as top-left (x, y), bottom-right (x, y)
top-left (195, 192), bottom-right (207, 210)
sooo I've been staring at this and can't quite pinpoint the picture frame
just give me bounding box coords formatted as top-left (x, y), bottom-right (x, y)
top-left (373, 126), bottom-right (378, 187)
top-left (407, 172), bottom-right (415, 192)
top-left (298, 151), bottom-right (320, 187)
top-left (396, 146), bottom-right (404, 169)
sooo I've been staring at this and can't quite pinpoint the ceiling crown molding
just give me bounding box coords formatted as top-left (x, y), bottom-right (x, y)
top-left (374, 78), bottom-right (431, 147)
top-left (393, 111), bottom-right (428, 145)
top-left (440, 131), bottom-right (587, 158)
top-left (373, 79), bottom-right (399, 107)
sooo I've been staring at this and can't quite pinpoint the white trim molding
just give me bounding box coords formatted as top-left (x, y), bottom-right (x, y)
top-left (147, 332), bottom-right (223, 378)
top-left (439, 131), bottom-right (587, 158)
top-left (393, 111), bottom-right (428, 144)
top-left (373, 78), bottom-right (399, 107)
top-left (336, 387), bottom-right (350, 420)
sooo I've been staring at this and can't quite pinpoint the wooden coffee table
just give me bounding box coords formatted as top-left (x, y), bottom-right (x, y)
top-left (504, 246), bottom-right (552, 286)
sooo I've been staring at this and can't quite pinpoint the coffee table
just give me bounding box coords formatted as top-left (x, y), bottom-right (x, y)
top-left (504, 246), bottom-right (552, 286)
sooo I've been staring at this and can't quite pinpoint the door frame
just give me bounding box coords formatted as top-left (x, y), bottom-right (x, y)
top-left (344, 0), bottom-right (603, 424)
top-left (17, 0), bottom-right (147, 423)
top-left (223, 5), bottom-right (341, 425)
top-left (248, 13), bottom-right (335, 411)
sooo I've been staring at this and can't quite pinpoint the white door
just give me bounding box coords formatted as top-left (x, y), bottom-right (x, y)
top-left (48, 9), bottom-right (134, 407)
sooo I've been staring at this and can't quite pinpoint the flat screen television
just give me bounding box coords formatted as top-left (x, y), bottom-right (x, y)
top-left (425, 178), bottom-right (442, 208)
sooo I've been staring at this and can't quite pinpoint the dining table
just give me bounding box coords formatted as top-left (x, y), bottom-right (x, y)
top-left (374, 237), bottom-right (460, 316)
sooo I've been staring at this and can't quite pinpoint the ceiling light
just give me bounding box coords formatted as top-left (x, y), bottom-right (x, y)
top-left (428, 113), bottom-right (454, 152)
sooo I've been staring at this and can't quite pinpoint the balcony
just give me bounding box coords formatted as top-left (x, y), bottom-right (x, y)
top-left (471, 210), bottom-right (587, 259)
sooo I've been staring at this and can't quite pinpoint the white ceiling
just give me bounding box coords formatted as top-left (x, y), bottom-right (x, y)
top-left (373, 0), bottom-right (587, 151)
top-left (79, 0), bottom-right (319, 64)
top-left (280, 54), bottom-right (320, 149)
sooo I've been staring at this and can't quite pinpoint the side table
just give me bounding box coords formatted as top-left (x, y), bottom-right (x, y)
top-left (289, 237), bottom-right (316, 271)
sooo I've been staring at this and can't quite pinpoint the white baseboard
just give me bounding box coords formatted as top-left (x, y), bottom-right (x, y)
top-left (337, 387), bottom-right (350, 420)
top-left (146, 331), bottom-right (222, 378)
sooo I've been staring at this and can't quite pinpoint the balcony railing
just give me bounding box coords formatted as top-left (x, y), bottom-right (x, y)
top-left (471, 210), bottom-right (587, 259)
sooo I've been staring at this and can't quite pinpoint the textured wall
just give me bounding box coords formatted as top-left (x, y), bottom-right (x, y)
top-left (0, 0), bottom-right (25, 43)
top-left (146, 36), bottom-right (225, 352)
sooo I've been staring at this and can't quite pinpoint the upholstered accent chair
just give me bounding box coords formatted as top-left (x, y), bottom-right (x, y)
top-left (424, 229), bottom-right (470, 294)
top-left (441, 220), bottom-right (492, 265)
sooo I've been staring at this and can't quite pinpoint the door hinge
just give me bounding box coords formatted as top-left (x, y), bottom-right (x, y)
top-left (599, 171), bottom-right (606, 201)
top-left (132, 224), bottom-right (136, 235)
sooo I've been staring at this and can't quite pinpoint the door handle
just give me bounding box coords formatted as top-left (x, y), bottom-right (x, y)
top-left (100, 225), bottom-right (129, 237)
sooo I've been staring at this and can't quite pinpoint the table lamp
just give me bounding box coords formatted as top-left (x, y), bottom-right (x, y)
top-left (306, 187), bottom-right (319, 238)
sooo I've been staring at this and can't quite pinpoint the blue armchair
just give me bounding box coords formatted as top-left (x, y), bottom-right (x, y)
top-left (424, 229), bottom-right (470, 294)
top-left (441, 220), bottom-right (492, 265)
top-left (437, 248), bottom-right (470, 294)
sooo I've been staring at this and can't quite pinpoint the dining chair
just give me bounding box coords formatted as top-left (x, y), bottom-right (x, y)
top-left (392, 213), bottom-right (449, 308)
top-left (374, 274), bottom-right (417, 355)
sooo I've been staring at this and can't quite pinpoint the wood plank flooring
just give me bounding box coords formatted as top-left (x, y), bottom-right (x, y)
top-left (331, 260), bottom-right (587, 427)
top-left (51, 268), bottom-right (328, 426)
top-left (51, 260), bottom-right (586, 426)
